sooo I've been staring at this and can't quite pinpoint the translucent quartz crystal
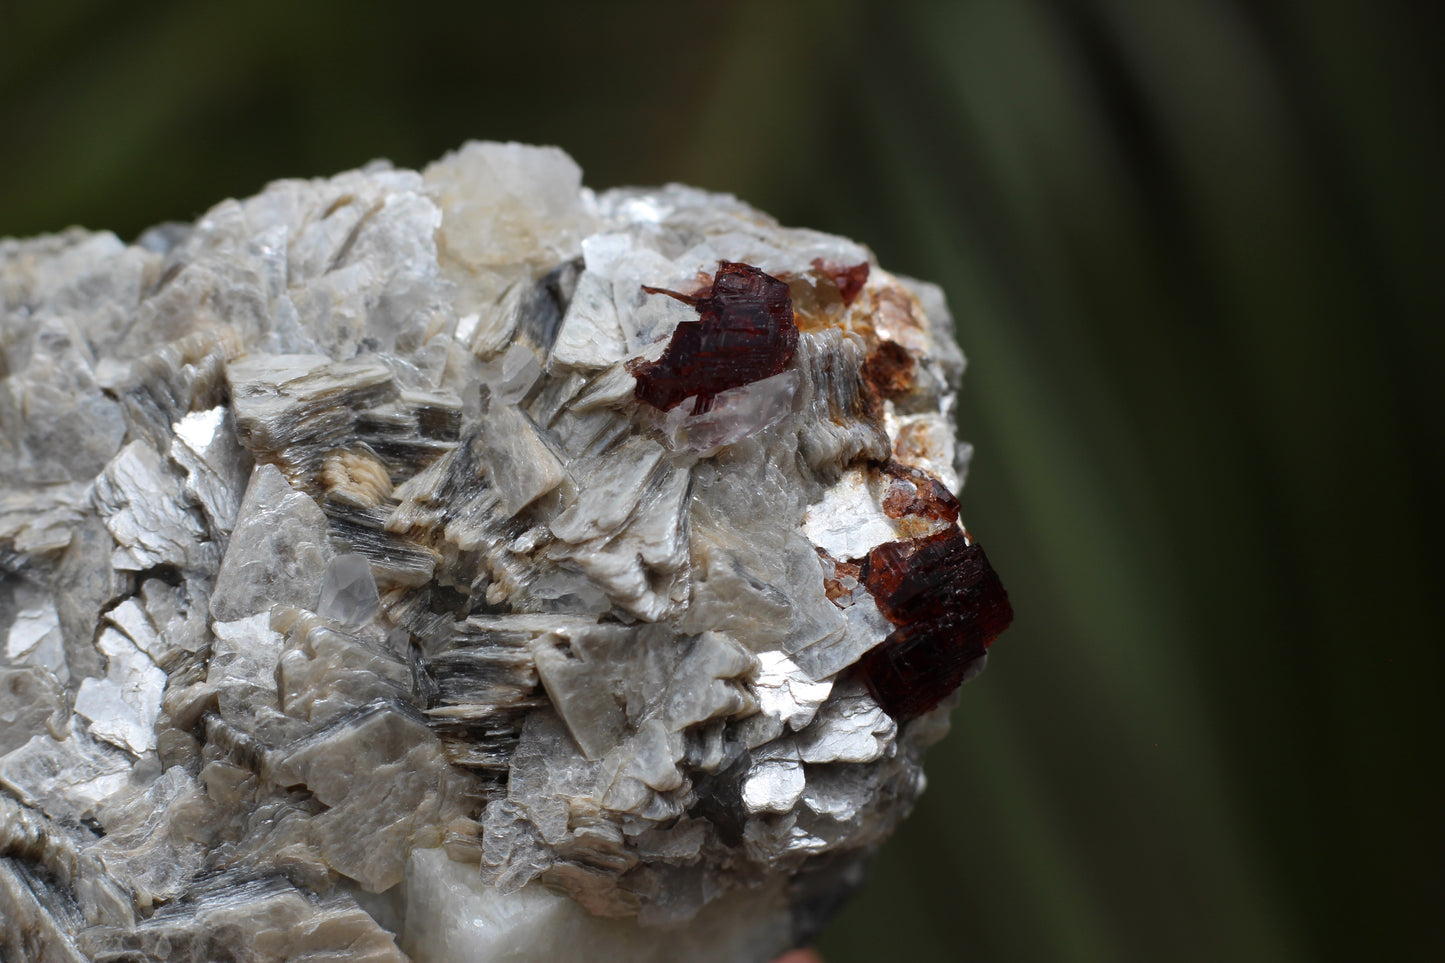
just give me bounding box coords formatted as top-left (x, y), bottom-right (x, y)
top-left (316, 554), bottom-right (382, 625)
top-left (0, 141), bottom-right (1011, 963)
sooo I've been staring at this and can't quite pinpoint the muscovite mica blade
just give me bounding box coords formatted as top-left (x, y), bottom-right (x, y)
top-left (0, 141), bottom-right (1011, 963)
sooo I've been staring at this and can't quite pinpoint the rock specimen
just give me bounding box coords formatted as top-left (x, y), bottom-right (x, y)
top-left (0, 142), bottom-right (1012, 963)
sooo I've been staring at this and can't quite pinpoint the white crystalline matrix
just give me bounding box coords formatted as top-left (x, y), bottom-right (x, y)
top-left (0, 142), bottom-right (1011, 963)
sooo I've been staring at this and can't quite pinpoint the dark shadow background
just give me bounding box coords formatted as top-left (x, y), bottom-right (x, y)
top-left (2, 1), bottom-right (1440, 960)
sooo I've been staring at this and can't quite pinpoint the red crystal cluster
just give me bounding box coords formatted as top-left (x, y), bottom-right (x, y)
top-left (628, 261), bottom-right (799, 413)
top-left (855, 530), bottom-right (1013, 720)
top-left (632, 260), bottom-right (1012, 722)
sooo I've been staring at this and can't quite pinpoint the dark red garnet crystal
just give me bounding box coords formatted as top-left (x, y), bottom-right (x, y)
top-left (855, 529), bottom-right (1013, 721)
top-left (627, 261), bottom-right (799, 413)
top-left (880, 461), bottom-right (961, 524)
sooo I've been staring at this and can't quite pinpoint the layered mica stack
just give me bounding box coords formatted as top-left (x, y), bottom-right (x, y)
top-left (0, 142), bottom-right (1011, 963)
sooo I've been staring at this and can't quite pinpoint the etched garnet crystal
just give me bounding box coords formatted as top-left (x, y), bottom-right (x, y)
top-left (627, 260), bottom-right (798, 413)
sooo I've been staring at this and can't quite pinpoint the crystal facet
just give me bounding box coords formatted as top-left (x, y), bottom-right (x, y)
top-left (316, 553), bottom-right (382, 624)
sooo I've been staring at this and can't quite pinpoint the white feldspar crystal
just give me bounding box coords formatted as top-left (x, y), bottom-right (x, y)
top-left (0, 141), bottom-right (1002, 963)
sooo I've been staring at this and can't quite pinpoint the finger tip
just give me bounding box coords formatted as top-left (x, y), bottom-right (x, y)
top-left (772, 950), bottom-right (824, 963)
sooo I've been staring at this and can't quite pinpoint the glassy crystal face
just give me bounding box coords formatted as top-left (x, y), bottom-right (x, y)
top-left (629, 260), bottom-right (799, 413)
top-left (0, 141), bottom-right (1010, 963)
top-left (857, 532), bottom-right (1012, 720)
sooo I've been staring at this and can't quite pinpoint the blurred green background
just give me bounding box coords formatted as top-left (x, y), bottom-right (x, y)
top-left (2, 0), bottom-right (1440, 960)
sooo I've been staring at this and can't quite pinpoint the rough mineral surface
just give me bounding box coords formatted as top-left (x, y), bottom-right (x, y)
top-left (0, 142), bottom-right (1011, 963)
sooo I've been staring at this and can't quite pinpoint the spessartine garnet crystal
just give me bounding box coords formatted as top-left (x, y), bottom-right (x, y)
top-left (856, 530), bottom-right (1013, 720)
top-left (0, 141), bottom-right (1010, 963)
top-left (628, 260), bottom-right (799, 414)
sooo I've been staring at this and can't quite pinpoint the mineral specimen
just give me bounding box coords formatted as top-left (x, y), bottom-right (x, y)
top-left (0, 141), bottom-right (1011, 963)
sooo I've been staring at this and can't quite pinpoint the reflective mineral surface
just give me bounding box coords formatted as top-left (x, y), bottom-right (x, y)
top-left (0, 142), bottom-right (1010, 963)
